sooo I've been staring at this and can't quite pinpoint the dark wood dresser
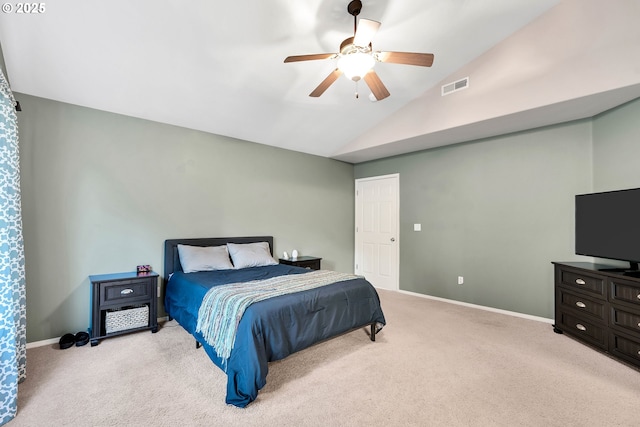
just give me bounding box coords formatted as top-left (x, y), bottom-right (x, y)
top-left (553, 262), bottom-right (640, 369)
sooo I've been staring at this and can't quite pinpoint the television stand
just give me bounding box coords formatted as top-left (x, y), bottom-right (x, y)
top-left (553, 261), bottom-right (640, 370)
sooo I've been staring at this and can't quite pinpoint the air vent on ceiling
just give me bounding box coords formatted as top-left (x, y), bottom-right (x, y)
top-left (441, 77), bottom-right (469, 96)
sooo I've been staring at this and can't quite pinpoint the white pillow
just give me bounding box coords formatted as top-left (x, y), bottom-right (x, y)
top-left (227, 242), bottom-right (278, 269)
top-left (177, 244), bottom-right (234, 273)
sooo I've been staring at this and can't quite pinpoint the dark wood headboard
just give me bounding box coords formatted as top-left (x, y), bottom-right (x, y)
top-left (163, 236), bottom-right (274, 286)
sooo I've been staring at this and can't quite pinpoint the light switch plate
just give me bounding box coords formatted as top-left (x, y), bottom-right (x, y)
top-left (414, 224), bottom-right (421, 231)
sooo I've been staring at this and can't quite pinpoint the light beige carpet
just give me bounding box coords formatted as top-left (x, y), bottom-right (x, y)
top-left (13, 290), bottom-right (640, 426)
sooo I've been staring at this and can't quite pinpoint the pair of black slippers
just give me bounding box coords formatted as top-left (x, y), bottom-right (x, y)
top-left (59, 332), bottom-right (89, 349)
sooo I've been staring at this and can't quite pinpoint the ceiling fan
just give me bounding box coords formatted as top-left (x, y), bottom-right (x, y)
top-left (284, 0), bottom-right (434, 101)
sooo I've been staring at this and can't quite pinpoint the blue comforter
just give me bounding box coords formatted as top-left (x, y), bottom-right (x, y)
top-left (164, 264), bottom-right (386, 407)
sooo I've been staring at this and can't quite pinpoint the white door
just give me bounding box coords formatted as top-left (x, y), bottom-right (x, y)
top-left (355, 174), bottom-right (399, 290)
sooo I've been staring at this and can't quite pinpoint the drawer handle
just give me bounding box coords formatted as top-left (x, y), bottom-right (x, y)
top-left (575, 278), bottom-right (586, 285)
top-left (120, 288), bottom-right (134, 295)
top-left (575, 301), bottom-right (586, 308)
top-left (575, 324), bottom-right (587, 331)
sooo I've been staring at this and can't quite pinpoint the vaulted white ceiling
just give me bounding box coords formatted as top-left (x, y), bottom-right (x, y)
top-left (1, 0), bottom-right (639, 163)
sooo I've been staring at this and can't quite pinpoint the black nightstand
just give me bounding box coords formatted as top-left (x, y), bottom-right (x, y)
top-left (279, 256), bottom-right (322, 270)
top-left (89, 271), bottom-right (158, 346)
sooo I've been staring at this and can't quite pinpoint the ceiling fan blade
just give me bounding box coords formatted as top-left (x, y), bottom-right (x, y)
top-left (309, 69), bottom-right (343, 97)
top-left (284, 53), bottom-right (336, 63)
top-left (376, 51), bottom-right (434, 67)
top-left (363, 70), bottom-right (390, 100)
top-left (353, 19), bottom-right (381, 47)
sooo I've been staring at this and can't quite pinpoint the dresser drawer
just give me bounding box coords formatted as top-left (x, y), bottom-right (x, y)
top-left (100, 279), bottom-right (151, 305)
top-left (559, 269), bottom-right (605, 298)
top-left (609, 278), bottom-right (640, 308)
top-left (556, 287), bottom-right (606, 322)
top-left (609, 331), bottom-right (640, 368)
top-left (610, 305), bottom-right (640, 336)
top-left (556, 310), bottom-right (607, 350)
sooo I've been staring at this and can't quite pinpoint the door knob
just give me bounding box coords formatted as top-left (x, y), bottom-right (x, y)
top-left (390, 238), bottom-right (396, 242)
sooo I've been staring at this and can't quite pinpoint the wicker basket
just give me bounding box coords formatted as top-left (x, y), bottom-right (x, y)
top-left (105, 305), bottom-right (149, 334)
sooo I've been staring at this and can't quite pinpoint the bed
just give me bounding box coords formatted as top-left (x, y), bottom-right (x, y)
top-left (163, 236), bottom-right (386, 407)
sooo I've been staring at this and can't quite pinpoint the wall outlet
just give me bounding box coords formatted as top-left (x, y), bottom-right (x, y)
top-left (458, 276), bottom-right (464, 285)
top-left (414, 223), bottom-right (421, 231)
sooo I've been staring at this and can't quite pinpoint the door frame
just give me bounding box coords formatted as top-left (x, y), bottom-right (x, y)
top-left (354, 173), bottom-right (400, 291)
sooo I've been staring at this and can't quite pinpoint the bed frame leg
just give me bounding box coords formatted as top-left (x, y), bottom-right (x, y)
top-left (370, 323), bottom-right (375, 342)
top-left (196, 340), bottom-right (202, 349)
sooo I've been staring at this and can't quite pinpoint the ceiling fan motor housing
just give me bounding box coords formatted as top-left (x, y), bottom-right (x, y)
top-left (340, 37), bottom-right (371, 55)
top-left (347, 0), bottom-right (362, 16)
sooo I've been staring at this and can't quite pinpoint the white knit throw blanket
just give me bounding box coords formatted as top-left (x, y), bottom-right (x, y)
top-left (195, 270), bottom-right (360, 366)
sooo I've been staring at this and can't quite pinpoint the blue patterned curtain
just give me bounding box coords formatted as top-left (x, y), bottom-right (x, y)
top-left (0, 69), bottom-right (27, 425)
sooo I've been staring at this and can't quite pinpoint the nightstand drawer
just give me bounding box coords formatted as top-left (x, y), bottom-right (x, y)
top-left (292, 260), bottom-right (320, 270)
top-left (279, 256), bottom-right (322, 270)
top-left (101, 280), bottom-right (151, 305)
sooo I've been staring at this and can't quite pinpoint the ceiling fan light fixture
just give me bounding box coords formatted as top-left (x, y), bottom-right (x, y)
top-left (337, 52), bottom-right (375, 82)
top-left (283, 0), bottom-right (433, 100)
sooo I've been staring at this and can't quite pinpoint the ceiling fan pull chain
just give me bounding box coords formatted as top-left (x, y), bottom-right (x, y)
top-left (355, 81), bottom-right (359, 99)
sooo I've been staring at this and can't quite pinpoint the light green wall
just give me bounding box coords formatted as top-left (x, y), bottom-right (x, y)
top-left (592, 98), bottom-right (640, 191)
top-left (355, 122), bottom-right (593, 318)
top-left (18, 94), bottom-right (355, 342)
top-left (355, 98), bottom-right (640, 319)
top-left (589, 98), bottom-right (640, 268)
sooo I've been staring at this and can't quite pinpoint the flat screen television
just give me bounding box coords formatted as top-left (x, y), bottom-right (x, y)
top-left (575, 187), bottom-right (640, 275)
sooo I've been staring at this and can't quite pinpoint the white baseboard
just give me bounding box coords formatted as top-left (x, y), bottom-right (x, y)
top-left (26, 337), bottom-right (60, 349)
top-left (26, 317), bottom-right (172, 349)
top-left (398, 290), bottom-right (554, 324)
